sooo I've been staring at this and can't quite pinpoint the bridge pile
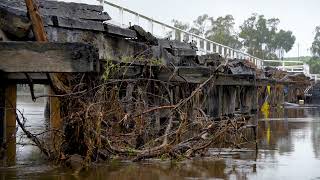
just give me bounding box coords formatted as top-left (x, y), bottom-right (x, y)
top-left (0, 0), bottom-right (310, 167)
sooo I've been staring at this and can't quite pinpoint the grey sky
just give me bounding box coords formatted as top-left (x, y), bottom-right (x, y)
top-left (65, 0), bottom-right (319, 57)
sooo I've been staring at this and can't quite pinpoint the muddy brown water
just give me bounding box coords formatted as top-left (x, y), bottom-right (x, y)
top-left (0, 96), bottom-right (320, 180)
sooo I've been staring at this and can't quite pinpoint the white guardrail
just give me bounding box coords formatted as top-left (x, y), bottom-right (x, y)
top-left (95, 0), bottom-right (320, 81)
top-left (97, 0), bottom-right (263, 69)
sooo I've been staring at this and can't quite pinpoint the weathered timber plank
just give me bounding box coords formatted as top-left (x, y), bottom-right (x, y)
top-left (158, 39), bottom-right (197, 50)
top-left (0, 0), bottom-right (111, 21)
top-left (157, 66), bottom-right (259, 85)
top-left (39, 1), bottom-right (111, 21)
top-left (25, 0), bottom-right (48, 41)
top-left (44, 16), bottom-right (105, 31)
top-left (172, 48), bottom-right (197, 56)
top-left (104, 23), bottom-right (137, 38)
top-left (0, 42), bottom-right (99, 73)
top-left (0, 2), bottom-right (106, 32)
top-left (5, 73), bottom-right (48, 84)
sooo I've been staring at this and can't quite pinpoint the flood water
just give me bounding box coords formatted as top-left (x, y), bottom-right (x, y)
top-left (1, 95), bottom-right (320, 180)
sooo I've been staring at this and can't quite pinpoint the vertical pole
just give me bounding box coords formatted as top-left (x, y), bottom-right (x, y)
top-left (218, 86), bottom-right (223, 116)
top-left (171, 30), bottom-right (176, 40)
top-left (189, 35), bottom-right (193, 43)
top-left (251, 86), bottom-right (258, 114)
top-left (216, 45), bottom-right (219, 54)
top-left (196, 38), bottom-right (201, 51)
top-left (0, 86), bottom-right (5, 152)
top-left (5, 85), bottom-right (16, 166)
top-left (0, 84), bottom-right (17, 166)
top-left (180, 32), bottom-right (184, 42)
top-left (49, 88), bottom-right (61, 152)
top-left (135, 14), bottom-right (140, 26)
top-left (0, 85), bottom-right (5, 167)
top-left (221, 47), bottom-right (225, 57)
top-left (149, 19), bottom-right (153, 34)
top-left (210, 43), bottom-right (214, 53)
top-left (203, 40), bottom-right (207, 54)
top-left (119, 8), bottom-right (124, 28)
top-left (162, 25), bottom-right (166, 38)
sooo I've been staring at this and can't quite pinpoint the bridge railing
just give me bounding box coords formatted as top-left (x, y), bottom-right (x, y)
top-left (262, 60), bottom-right (305, 72)
top-left (96, 0), bottom-right (316, 79)
top-left (310, 74), bottom-right (320, 82)
top-left (97, 0), bottom-right (263, 69)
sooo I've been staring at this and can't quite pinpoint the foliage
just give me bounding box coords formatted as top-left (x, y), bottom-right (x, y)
top-left (307, 26), bottom-right (320, 74)
top-left (172, 14), bottom-right (241, 48)
top-left (206, 15), bottom-right (242, 49)
top-left (102, 59), bottom-right (120, 81)
top-left (172, 13), bottom-right (296, 59)
top-left (311, 26), bottom-right (320, 57)
top-left (239, 14), bottom-right (295, 59)
top-left (307, 57), bottom-right (320, 74)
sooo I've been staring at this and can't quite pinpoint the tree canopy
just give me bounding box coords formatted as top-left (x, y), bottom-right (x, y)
top-left (239, 14), bottom-right (295, 59)
top-left (172, 13), bottom-right (296, 59)
top-left (306, 26), bottom-right (320, 74)
top-left (173, 14), bottom-right (241, 49)
top-left (311, 26), bottom-right (320, 57)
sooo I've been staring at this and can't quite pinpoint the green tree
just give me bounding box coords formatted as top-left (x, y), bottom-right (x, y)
top-left (239, 14), bottom-right (295, 59)
top-left (307, 26), bottom-right (320, 74)
top-left (189, 14), bottom-right (212, 36)
top-left (206, 15), bottom-right (242, 49)
top-left (311, 26), bottom-right (320, 57)
top-left (172, 14), bottom-right (241, 48)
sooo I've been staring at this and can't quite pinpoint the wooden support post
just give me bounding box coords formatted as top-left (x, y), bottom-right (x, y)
top-left (49, 88), bottom-right (61, 152)
top-left (0, 84), bottom-right (17, 166)
top-left (235, 86), bottom-right (241, 111)
top-left (251, 86), bottom-right (258, 114)
top-left (226, 86), bottom-right (237, 115)
top-left (240, 87), bottom-right (250, 114)
top-left (5, 85), bottom-right (16, 166)
top-left (0, 87), bottom-right (5, 149)
top-left (218, 86), bottom-right (223, 116)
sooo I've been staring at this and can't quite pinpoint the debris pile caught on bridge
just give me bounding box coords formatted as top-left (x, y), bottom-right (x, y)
top-left (0, 0), bottom-right (310, 168)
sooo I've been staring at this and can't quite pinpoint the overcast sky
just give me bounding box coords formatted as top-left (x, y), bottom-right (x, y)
top-left (63, 0), bottom-right (319, 57)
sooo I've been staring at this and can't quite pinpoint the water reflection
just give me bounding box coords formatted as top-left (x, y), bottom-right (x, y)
top-left (1, 96), bottom-right (320, 179)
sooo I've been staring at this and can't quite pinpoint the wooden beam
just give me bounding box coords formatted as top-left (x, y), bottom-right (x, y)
top-left (5, 73), bottom-right (48, 84)
top-left (1, 0), bottom-right (111, 22)
top-left (104, 23), bottom-right (137, 38)
top-left (45, 16), bottom-right (105, 31)
top-left (0, 42), bottom-right (99, 73)
top-left (25, 0), bottom-right (48, 41)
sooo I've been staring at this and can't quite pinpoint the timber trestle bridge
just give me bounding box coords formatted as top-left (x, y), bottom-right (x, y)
top-left (0, 0), bottom-right (311, 165)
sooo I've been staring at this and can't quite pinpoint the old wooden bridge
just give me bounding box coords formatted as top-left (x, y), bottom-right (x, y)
top-left (0, 0), bottom-right (311, 165)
